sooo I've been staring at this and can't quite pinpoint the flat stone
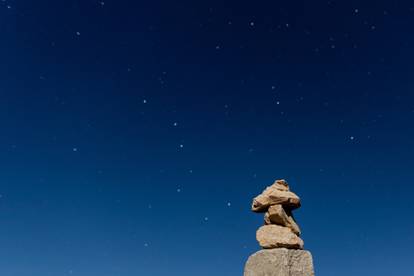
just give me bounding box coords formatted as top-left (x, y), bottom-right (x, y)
top-left (256, 225), bottom-right (304, 249)
top-left (264, 205), bottom-right (301, 236)
top-left (252, 180), bottom-right (301, 212)
top-left (244, 248), bottom-right (314, 276)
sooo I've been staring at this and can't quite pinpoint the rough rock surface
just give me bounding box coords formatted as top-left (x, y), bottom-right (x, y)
top-left (252, 180), bottom-right (301, 212)
top-left (256, 225), bottom-right (304, 249)
top-left (244, 248), bottom-right (314, 276)
top-left (264, 204), bottom-right (301, 236)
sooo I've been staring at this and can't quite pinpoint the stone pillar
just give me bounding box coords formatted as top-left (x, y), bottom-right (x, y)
top-left (246, 179), bottom-right (315, 275)
top-left (244, 248), bottom-right (314, 276)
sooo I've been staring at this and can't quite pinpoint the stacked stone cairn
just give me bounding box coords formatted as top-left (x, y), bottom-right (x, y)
top-left (251, 179), bottom-right (303, 249)
top-left (244, 179), bottom-right (314, 276)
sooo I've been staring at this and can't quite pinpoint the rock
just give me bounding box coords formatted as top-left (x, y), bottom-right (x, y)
top-left (247, 179), bottom-right (313, 274)
top-left (271, 179), bottom-right (290, 191)
top-left (244, 248), bottom-right (314, 276)
top-left (252, 180), bottom-right (301, 212)
top-left (256, 225), bottom-right (304, 249)
top-left (264, 205), bottom-right (301, 235)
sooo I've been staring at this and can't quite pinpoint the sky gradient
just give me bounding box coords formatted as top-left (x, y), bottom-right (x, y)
top-left (1, 1), bottom-right (414, 275)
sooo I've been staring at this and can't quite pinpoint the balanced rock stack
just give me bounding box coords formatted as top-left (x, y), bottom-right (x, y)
top-left (252, 179), bottom-right (303, 249)
top-left (244, 179), bottom-right (315, 276)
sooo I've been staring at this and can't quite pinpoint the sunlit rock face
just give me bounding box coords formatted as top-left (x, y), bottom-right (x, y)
top-left (251, 180), bottom-right (301, 213)
top-left (264, 204), bottom-right (301, 236)
top-left (256, 225), bottom-right (303, 249)
top-left (244, 248), bottom-right (314, 276)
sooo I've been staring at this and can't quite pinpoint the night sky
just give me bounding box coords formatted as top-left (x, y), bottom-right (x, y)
top-left (1, 1), bottom-right (414, 275)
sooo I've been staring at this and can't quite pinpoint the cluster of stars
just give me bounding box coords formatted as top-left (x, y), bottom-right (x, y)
top-left (43, 0), bottom-right (383, 235)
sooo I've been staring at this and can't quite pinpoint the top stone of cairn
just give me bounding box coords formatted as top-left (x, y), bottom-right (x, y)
top-left (251, 179), bottom-right (301, 212)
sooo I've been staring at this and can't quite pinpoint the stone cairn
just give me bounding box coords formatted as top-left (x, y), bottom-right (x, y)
top-left (252, 179), bottom-right (303, 249)
top-left (244, 179), bottom-right (315, 276)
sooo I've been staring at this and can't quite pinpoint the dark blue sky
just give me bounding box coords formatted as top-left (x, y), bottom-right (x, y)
top-left (1, 1), bottom-right (414, 275)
